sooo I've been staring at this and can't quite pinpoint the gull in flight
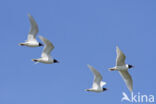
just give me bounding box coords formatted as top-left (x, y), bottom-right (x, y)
top-left (19, 14), bottom-right (43, 47)
top-left (85, 64), bottom-right (107, 93)
top-left (109, 46), bottom-right (134, 92)
top-left (32, 36), bottom-right (59, 64)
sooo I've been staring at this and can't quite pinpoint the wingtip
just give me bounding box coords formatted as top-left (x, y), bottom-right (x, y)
top-left (129, 89), bottom-right (133, 93)
top-left (32, 59), bottom-right (37, 62)
top-left (18, 43), bottom-right (24, 46)
top-left (18, 43), bottom-right (21, 46)
top-left (127, 85), bottom-right (133, 93)
top-left (85, 89), bottom-right (90, 92)
top-left (109, 68), bottom-right (116, 71)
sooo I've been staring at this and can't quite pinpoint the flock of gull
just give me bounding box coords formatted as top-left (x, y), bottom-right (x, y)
top-left (19, 14), bottom-right (134, 93)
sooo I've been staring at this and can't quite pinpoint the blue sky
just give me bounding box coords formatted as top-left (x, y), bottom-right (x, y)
top-left (0, 0), bottom-right (156, 104)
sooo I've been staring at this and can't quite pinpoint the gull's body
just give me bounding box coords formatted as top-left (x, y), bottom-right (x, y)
top-left (32, 36), bottom-right (58, 64)
top-left (85, 64), bottom-right (107, 93)
top-left (19, 14), bottom-right (43, 47)
top-left (109, 46), bottom-right (133, 92)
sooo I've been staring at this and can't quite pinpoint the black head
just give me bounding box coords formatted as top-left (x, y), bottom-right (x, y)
top-left (103, 88), bottom-right (107, 91)
top-left (39, 43), bottom-right (43, 46)
top-left (128, 64), bottom-right (134, 69)
top-left (54, 59), bottom-right (59, 63)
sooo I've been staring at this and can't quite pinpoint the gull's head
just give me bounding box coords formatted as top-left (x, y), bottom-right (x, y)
top-left (103, 88), bottom-right (107, 91)
top-left (39, 43), bottom-right (44, 46)
top-left (128, 64), bottom-right (134, 69)
top-left (54, 59), bottom-right (59, 63)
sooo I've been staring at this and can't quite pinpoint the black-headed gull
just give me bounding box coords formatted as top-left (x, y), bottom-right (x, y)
top-left (19, 14), bottom-right (43, 47)
top-left (85, 64), bottom-right (107, 93)
top-left (109, 46), bottom-right (134, 92)
top-left (32, 36), bottom-right (59, 64)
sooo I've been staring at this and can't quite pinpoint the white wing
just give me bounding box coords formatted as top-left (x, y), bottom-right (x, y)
top-left (119, 71), bottom-right (133, 92)
top-left (27, 13), bottom-right (39, 41)
top-left (39, 36), bottom-right (54, 58)
top-left (87, 64), bottom-right (105, 89)
top-left (116, 46), bottom-right (126, 66)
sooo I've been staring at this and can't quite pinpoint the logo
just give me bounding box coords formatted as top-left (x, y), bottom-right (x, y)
top-left (121, 92), bottom-right (155, 103)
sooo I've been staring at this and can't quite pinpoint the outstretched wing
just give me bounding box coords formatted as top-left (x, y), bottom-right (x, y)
top-left (27, 13), bottom-right (38, 41)
top-left (87, 64), bottom-right (103, 89)
top-left (116, 46), bottom-right (126, 66)
top-left (39, 36), bottom-right (54, 58)
top-left (119, 71), bottom-right (133, 92)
